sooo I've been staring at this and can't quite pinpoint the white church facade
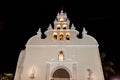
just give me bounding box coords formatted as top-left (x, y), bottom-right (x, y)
top-left (14, 10), bottom-right (104, 80)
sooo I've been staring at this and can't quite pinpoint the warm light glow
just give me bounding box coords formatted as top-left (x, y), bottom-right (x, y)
top-left (57, 24), bottom-right (61, 29)
top-left (59, 33), bottom-right (64, 40)
top-left (60, 18), bottom-right (64, 22)
top-left (66, 33), bottom-right (70, 40)
top-left (53, 32), bottom-right (57, 40)
top-left (59, 51), bottom-right (64, 61)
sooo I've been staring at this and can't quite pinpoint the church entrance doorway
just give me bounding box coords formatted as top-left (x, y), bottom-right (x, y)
top-left (52, 68), bottom-right (70, 80)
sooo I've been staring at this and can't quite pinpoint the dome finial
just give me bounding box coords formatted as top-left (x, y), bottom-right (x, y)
top-left (71, 23), bottom-right (76, 30)
top-left (82, 27), bottom-right (88, 36)
top-left (60, 7), bottom-right (64, 15)
top-left (37, 28), bottom-right (42, 38)
top-left (60, 10), bottom-right (64, 15)
top-left (48, 24), bottom-right (53, 30)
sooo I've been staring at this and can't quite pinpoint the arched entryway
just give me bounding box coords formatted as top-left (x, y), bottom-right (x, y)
top-left (52, 68), bottom-right (70, 80)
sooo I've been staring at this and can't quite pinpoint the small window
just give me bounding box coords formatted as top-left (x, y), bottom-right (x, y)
top-left (66, 33), bottom-right (70, 40)
top-left (57, 24), bottom-right (61, 29)
top-left (59, 51), bottom-right (64, 61)
top-left (53, 32), bottom-right (57, 40)
top-left (59, 33), bottom-right (64, 40)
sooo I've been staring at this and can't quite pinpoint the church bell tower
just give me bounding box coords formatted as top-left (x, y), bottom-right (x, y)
top-left (14, 10), bottom-right (104, 80)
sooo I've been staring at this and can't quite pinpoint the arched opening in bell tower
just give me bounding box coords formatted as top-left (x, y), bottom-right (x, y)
top-left (53, 32), bottom-right (57, 40)
top-left (59, 33), bottom-right (64, 40)
top-left (66, 33), bottom-right (70, 40)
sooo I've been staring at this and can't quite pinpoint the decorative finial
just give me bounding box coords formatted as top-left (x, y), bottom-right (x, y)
top-left (60, 10), bottom-right (64, 15)
top-left (64, 13), bottom-right (67, 19)
top-left (60, 3), bottom-right (64, 15)
top-left (57, 13), bottom-right (59, 16)
top-left (48, 24), bottom-right (53, 30)
top-left (31, 67), bottom-right (35, 75)
top-left (29, 67), bottom-right (36, 80)
top-left (64, 13), bottom-right (67, 16)
top-left (54, 19), bottom-right (57, 23)
top-left (61, 10), bottom-right (63, 13)
top-left (82, 27), bottom-right (87, 36)
top-left (71, 24), bottom-right (76, 30)
top-left (37, 28), bottom-right (42, 38)
top-left (87, 69), bottom-right (94, 80)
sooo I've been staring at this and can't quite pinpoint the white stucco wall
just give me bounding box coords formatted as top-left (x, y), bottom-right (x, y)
top-left (16, 44), bottom-right (104, 80)
top-left (14, 10), bottom-right (104, 80)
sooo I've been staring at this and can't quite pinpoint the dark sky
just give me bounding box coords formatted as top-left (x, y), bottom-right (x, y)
top-left (0, 0), bottom-right (119, 75)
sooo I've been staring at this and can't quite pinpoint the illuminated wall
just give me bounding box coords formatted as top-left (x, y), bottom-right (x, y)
top-left (14, 10), bottom-right (104, 80)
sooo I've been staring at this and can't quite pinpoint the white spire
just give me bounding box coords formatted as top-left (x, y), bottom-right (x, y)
top-left (82, 27), bottom-right (88, 36)
top-left (71, 24), bottom-right (76, 30)
top-left (64, 12), bottom-right (67, 19)
top-left (60, 10), bottom-right (64, 15)
top-left (47, 24), bottom-right (53, 30)
top-left (57, 13), bottom-right (59, 19)
top-left (37, 28), bottom-right (42, 38)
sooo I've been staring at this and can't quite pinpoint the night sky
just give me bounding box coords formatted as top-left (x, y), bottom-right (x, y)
top-left (0, 0), bottom-right (119, 75)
